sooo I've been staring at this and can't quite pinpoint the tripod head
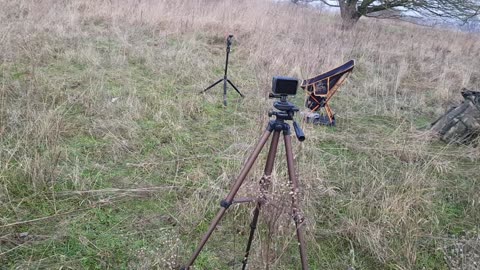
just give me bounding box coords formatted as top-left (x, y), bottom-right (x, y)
top-left (226, 34), bottom-right (233, 52)
top-left (227, 34), bottom-right (233, 46)
top-left (268, 93), bottom-right (298, 119)
top-left (268, 93), bottom-right (305, 141)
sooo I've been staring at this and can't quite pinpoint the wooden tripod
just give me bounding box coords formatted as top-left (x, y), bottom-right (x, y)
top-left (183, 110), bottom-right (309, 269)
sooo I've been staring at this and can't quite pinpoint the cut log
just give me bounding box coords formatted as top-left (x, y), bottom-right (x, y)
top-left (431, 90), bottom-right (480, 144)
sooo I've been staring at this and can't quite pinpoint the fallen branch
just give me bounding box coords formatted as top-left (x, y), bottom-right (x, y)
top-left (56, 186), bottom-right (176, 196)
top-left (0, 201), bottom-right (110, 229)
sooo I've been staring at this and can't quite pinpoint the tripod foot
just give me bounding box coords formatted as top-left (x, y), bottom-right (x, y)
top-left (202, 78), bottom-right (223, 93)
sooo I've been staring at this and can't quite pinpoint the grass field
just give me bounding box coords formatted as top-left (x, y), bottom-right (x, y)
top-left (1, 0), bottom-right (479, 269)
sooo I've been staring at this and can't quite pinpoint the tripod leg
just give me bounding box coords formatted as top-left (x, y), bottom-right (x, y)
top-left (183, 129), bottom-right (273, 269)
top-left (284, 133), bottom-right (309, 270)
top-left (242, 205), bottom-right (260, 270)
top-left (202, 78), bottom-right (223, 93)
top-left (223, 77), bottom-right (228, 106)
top-left (227, 79), bottom-right (245, 98)
top-left (242, 131), bottom-right (281, 270)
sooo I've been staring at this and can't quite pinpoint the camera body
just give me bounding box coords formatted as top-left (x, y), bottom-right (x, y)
top-left (272, 76), bottom-right (298, 96)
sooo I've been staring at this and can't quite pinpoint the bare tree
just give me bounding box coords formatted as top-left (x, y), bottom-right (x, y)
top-left (293, 0), bottom-right (480, 28)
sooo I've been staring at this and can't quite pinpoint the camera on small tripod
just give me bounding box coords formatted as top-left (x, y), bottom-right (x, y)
top-left (201, 34), bottom-right (244, 106)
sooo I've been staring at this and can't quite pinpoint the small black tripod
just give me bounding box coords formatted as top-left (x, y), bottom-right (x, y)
top-left (202, 34), bottom-right (244, 106)
top-left (183, 94), bottom-right (309, 270)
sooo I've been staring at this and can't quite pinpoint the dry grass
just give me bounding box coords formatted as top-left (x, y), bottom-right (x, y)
top-left (1, 0), bottom-right (480, 269)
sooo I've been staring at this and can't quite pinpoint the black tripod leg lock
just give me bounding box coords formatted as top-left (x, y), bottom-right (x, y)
top-left (220, 199), bottom-right (232, 209)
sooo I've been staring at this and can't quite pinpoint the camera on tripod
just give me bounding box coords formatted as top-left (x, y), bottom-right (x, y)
top-left (267, 76), bottom-right (305, 142)
top-left (269, 76), bottom-right (299, 110)
top-left (184, 75), bottom-right (308, 270)
top-left (271, 76), bottom-right (298, 96)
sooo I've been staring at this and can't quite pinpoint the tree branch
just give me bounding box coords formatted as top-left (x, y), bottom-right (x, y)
top-left (293, 0), bottom-right (480, 26)
top-left (318, 0), bottom-right (340, 7)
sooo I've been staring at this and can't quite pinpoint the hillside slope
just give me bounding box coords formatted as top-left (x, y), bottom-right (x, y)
top-left (1, 0), bottom-right (479, 269)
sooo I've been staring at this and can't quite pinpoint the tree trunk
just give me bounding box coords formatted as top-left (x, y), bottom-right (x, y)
top-left (339, 0), bottom-right (361, 29)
